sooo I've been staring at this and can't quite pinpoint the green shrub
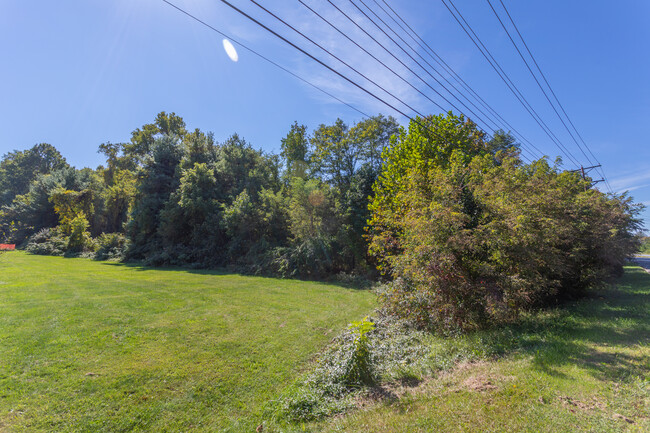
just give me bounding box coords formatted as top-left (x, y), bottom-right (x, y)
top-left (94, 233), bottom-right (129, 261)
top-left (255, 238), bottom-right (335, 279)
top-left (639, 236), bottom-right (650, 254)
top-left (343, 317), bottom-right (376, 386)
top-left (369, 114), bottom-right (642, 333)
top-left (275, 314), bottom-right (431, 422)
top-left (67, 214), bottom-right (93, 252)
top-left (25, 228), bottom-right (69, 256)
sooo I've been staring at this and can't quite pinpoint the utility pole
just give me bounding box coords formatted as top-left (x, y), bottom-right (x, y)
top-left (570, 165), bottom-right (604, 190)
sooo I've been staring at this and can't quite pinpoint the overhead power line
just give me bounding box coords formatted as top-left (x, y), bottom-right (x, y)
top-left (369, 0), bottom-right (544, 159)
top-left (161, 0), bottom-right (532, 163)
top-left (319, 0), bottom-right (535, 162)
top-left (315, 0), bottom-right (536, 161)
top-left (297, 0), bottom-right (532, 161)
top-left (490, 0), bottom-right (613, 192)
top-left (214, 0), bottom-right (419, 122)
top-left (486, 0), bottom-right (593, 164)
top-left (215, 0), bottom-right (482, 148)
top-left (246, 0), bottom-right (431, 118)
top-left (296, 1), bottom-right (446, 119)
top-left (345, 0), bottom-right (496, 133)
top-left (442, 0), bottom-right (582, 167)
top-left (159, 0), bottom-right (452, 148)
top-left (159, 0), bottom-right (372, 120)
top-left (368, 0), bottom-right (502, 131)
top-left (350, 0), bottom-right (500, 133)
top-left (320, 0), bottom-right (477, 124)
top-left (443, 0), bottom-right (580, 166)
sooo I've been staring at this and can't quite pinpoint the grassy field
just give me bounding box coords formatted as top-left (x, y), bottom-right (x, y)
top-left (1, 252), bottom-right (648, 432)
top-left (0, 252), bottom-right (376, 432)
top-left (310, 266), bottom-right (650, 432)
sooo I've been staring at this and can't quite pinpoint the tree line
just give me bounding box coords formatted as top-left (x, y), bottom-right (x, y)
top-left (0, 111), bottom-right (641, 331)
top-left (0, 112), bottom-right (399, 279)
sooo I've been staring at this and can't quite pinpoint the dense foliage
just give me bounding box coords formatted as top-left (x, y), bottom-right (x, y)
top-left (1, 111), bottom-right (642, 331)
top-left (639, 236), bottom-right (650, 254)
top-left (369, 114), bottom-right (642, 332)
top-left (1, 112), bottom-right (397, 277)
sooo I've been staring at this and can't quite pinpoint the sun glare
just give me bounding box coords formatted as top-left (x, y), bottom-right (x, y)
top-left (222, 39), bottom-right (238, 62)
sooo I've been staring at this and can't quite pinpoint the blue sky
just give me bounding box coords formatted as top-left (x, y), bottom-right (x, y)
top-left (1, 1), bottom-right (649, 225)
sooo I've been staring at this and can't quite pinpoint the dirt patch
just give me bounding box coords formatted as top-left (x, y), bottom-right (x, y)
top-left (558, 395), bottom-right (606, 412)
top-left (355, 361), bottom-right (510, 409)
top-left (612, 413), bottom-right (635, 424)
top-left (553, 394), bottom-right (639, 424)
top-left (463, 375), bottom-right (498, 392)
top-left (356, 386), bottom-right (400, 407)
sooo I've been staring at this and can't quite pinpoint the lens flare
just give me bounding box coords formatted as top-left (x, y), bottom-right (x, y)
top-left (222, 39), bottom-right (239, 62)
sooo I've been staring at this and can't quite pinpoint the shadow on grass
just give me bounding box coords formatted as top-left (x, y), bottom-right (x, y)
top-left (100, 260), bottom-right (231, 275)
top-left (470, 266), bottom-right (650, 383)
top-left (98, 260), bottom-right (372, 291)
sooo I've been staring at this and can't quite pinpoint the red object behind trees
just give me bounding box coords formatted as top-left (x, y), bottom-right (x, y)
top-left (0, 244), bottom-right (15, 250)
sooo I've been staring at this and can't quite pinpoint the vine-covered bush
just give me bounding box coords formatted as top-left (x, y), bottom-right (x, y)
top-left (369, 114), bottom-right (642, 333)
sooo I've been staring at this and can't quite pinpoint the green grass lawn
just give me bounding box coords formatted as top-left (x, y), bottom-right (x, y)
top-left (310, 267), bottom-right (650, 432)
top-left (2, 252), bottom-right (648, 432)
top-left (0, 252), bottom-right (376, 432)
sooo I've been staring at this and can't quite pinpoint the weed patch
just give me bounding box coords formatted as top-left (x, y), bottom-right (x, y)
top-left (298, 267), bottom-right (650, 432)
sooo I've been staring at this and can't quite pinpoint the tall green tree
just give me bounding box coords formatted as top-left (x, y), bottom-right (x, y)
top-left (0, 143), bottom-right (68, 207)
top-left (3, 166), bottom-right (93, 243)
top-left (348, 114), bottom-right (398, 172)
top-left (127, 135), bottom-right (184, 256)
top-left (155, 161), bottom-right (224, 263)
top-left (103, 170), bottom-right (136, 233)
top-left (487, 129), bottom-right (520, 162)
top-left (97, 142), bottom-right (137, 185)
top-left (180, 129), bottom-right (217, 170)
top-left (215, 134), bottom-right (281, 201)
top-left (123, 111), bottom-right (188, 161)
top-left (287, 177), bottom-right (334, 241)
top-left (281, 122), bottom-right (309, 180)
top-left (310, 119), bottom-right (354, 194)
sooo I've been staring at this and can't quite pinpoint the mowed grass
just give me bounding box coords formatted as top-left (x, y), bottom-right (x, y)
top-left (0, 252), bottom-right (375, 432)
top-left (310, 266), bottom-right (650, 432)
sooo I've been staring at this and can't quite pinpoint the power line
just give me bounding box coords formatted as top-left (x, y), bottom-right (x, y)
top-left (317, 0), bottom-right (490, 132)
top-left (350, 0), bottom-right (500, 134)
top-left (486, 0), bottom-right (593, 164)
top-left (215, 0), bottom-right (416, 122)
top-left (296, 1), bottom-right (446, 118)
top-left (159, 0), bottom-right (372, 120)
top-left (160, 0), bottom-right (457, 150)
top-left (442, 0), bottom-right (582, 167)
top-left (323, 0), bottom-right (453, 112)
top-left (320, 1), bottom-right (462, 117)
top-left (326, 0), bottom-right (535, 162)
top-left (297, 0), bottom-right (532, 162)
top-left (345, 0), bottom-right (497, 134)
top-left (215, 0), bottom-right (479, 148)
top-left (160, 0), bottom-right (531, 164)
top-left (247, 0), bottom-right (430, 118)
top-left (444, 0), bottom-right (579, 166)
top-left (493, 0), bottom-right (612, 192)
top-left (370, 0), bottom-right (544, 160)
top-left (368, 0), bottom-right (501, 130)
top-left (377, 0), bottom-right (544, 159)
top-left (316, 0), bottom-right (536, 161)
